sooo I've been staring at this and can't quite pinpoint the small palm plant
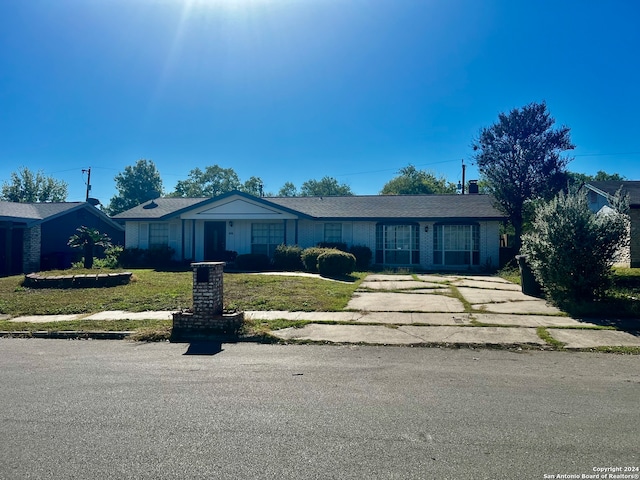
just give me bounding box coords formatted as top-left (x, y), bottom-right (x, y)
top-left (68, 226), bottom-right (112, 269)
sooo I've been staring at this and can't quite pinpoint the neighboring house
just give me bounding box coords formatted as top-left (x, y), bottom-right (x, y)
top-left (585, 181), bottom-right (640, 268)
top-left (112, 191), bottom-right (506, 270)
top-left (0, 202), bottom-right (125, 276)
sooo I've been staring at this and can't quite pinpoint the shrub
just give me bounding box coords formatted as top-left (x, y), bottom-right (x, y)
top-left (349, 245), bottom-right (372, 270)
top-left (273, 244), bottom-right (303, 271)
top-left (317, 241), bottom-right (348, 251)
top-left (301, 247), bottom-right (331, 273)
top-left (521, 189), bottom-right (629, 305)
top-left (317, 249), bottom-right (356, 277)
top-left (119, 248), bottom-right (146, 268)
top-left (221, 250), bottom-right (238, 263)
top-left (118, 246), bottom-right (175, 268)
top-left (146, 246), bottom-right (175, 268)
top-left (235, 253), bottom-right (271, 271)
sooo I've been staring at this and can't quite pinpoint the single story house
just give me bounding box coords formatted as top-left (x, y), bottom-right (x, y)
top-left (113, 191), bottom-right (507, 270)
top-left (585, 181), bottom-right (640, 267)
top-left (0, 201), bottom-right (125, 276)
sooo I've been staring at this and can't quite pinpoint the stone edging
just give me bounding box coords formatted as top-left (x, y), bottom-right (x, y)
top-left (23, 272), bottom-right (133, 289)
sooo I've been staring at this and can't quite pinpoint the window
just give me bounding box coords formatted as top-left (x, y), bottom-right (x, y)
top-left (324, 223), bottom-right (342, 243)
top-left (149, 223), bottom-right (169, 248)
top-left (375, 224), bottom-right (420, 265)
top-left (251, 223), bottom-right (284, 257)
top-left (433, 224), bottom-right (480, 266)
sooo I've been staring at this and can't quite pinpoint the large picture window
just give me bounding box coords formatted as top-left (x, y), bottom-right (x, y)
top-left (375, 224), bottom-right (419, 265)
top-left (324, 223), bottom-right (342, 243)
top-left (149, 223), bottom-right (169, 248)
top-left (251, 223), bottom-right (284, 257)
top-left (433, 224), bottom-right (480, 266)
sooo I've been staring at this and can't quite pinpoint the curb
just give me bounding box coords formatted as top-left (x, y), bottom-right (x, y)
top-left (0, 331), bottom-right (133, 340)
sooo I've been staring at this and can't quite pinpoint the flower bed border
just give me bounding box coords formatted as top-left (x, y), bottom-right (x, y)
top-left (23, 272), bottom-right (133, 289)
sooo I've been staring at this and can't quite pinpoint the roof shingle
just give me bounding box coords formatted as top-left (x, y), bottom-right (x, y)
top-left (112, 192), bottom-right (506, 221)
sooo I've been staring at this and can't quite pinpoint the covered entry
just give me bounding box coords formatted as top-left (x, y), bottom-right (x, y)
top-left (204, 221), bottom-right (226, 261)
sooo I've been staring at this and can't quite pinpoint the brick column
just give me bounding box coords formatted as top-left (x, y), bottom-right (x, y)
top-left (22, 225), bottom-right (41, 273)
top-left (171, 262), bottom-right (244, 341)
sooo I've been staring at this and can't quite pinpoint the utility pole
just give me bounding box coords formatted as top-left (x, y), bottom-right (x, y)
top-left (461, 160), bottom-right (466, 195)
top-left (82, 167), bottom-right (91, 201)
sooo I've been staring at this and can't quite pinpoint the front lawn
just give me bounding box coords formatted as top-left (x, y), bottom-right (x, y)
top-left (0, 269), bottom-right (365, 317)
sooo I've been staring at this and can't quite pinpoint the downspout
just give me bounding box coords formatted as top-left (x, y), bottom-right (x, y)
top-left (283, 219), bottom-right (287, 245)
top-left (192, 220), bottom-right (196, 261)
top-left (181, 219), bottom-right (185, 261)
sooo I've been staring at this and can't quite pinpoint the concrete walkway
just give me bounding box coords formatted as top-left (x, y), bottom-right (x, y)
top-left (4, 273), bottom-right (640, 350)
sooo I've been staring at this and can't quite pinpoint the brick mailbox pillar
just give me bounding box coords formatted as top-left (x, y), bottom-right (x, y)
top-left (171, 262), bottom-right (244, 341)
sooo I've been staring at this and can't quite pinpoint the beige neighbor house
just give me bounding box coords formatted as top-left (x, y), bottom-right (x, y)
top-left (112, 190), bottom-right (507, 270)
top-left (585, 181), bottom-right (640, 268)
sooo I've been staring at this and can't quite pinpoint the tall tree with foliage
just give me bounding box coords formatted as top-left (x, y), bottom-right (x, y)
top-left (1, 167), bottom-right (68, 202)
top-left (68, 226), bottom-right (113, 269)
top-left (240, 176), bottom-right (265, 197)
top-left (472, 101), bottom-right (574, 251)
top-left (567, 170), bottom-right (627, 187)
top-left (278, 181), bottom-right (298, 197)
top-left (106, 159), bottom-right (163, 215)
top-left (521, 189), bottom-right (628, 305)
top-left (300, 176), bottom-right (353, 196)
top-left (171, 165), bottom-right (241, 197)
top-left (380, 165), bottom-right (457, 195)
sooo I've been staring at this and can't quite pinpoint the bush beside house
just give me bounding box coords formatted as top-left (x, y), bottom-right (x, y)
top-left (317, 249), bottom-right (356, 276)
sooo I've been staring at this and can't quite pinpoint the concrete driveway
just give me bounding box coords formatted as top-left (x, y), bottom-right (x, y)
top-left (266, 273), bottom-right (640, 349)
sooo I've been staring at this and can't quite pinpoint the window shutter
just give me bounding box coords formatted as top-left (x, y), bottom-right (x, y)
top-left (139, 223), bottom-right (149, 249)
top-left (343, 223), bottom-right (353, 244)
top-left (169, 223), bottom-right (179, 251)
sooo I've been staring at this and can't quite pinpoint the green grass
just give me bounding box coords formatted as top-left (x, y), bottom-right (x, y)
top-left (536, 326), bottom-right (565, 348)
top-left (224, 272), bottom-right (366, 312)
top-left (497, 266), bottom-right (521, 285)
top-left (0, 269), bottom-right (365, 317)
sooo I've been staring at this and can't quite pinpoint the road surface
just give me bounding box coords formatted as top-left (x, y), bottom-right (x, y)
top-left (0, 339), bottom-right (638, 479)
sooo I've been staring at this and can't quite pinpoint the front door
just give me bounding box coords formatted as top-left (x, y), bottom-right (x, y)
top-left (204, 222), bottom-right (226, 261)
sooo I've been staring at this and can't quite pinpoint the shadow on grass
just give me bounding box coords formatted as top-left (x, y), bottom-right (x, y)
top-left (558, 298), bottom-right (640, 333)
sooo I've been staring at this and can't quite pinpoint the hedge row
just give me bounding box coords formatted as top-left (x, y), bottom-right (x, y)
top-left (233, 244), bottom-right (371, 276)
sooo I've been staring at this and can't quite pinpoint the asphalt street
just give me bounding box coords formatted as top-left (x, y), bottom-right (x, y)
top-left (0, 339), bottom-right (638, 480)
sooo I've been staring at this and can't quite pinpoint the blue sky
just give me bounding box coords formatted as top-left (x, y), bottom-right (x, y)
top-left (1, 0), bottom-right (639, 203)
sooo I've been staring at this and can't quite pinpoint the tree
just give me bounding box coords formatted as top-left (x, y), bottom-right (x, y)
top-left (567, 170), bottom-right (627, 187)
top-left (278, 182), bottom-right (298, 197)
top-left (299, 176), bottom-right (353, 196)
top-left (472, 101), bottom-right (574, 251)
top-left (171, 165), bottom-right (241, 197)
top-left (1, 167), bottom-right (68, 202)
top-left (106, 159), bottom-right (163, 215)
top-left (521, 189), bottom-right (628, 305)
top-left (68, 226), bottom-right (113, 269)
top-left (380, 165), bottom-right (457, 195)
top-left (240, 176), bottom-right (265, 197)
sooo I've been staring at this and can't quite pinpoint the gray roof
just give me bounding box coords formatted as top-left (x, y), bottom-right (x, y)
top-left (268, 194), bottom-right (505, 220)
top-left (111, 198), bottom-right (210, 220)
top-left (0, 201), bottom-right (124, 230)
top-left (586, 181), bottom-right (640, 207)
top-left (113, 192), bottom-right (506, 221)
